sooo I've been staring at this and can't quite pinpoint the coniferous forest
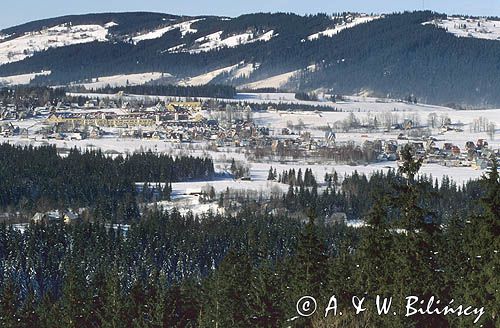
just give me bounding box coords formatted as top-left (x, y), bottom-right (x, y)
top-left (0, 144), bottom-right (214, 218)
top-left (0, 144), bottom-right (497, 327)
top-left (2, 11), bottom-right (500, 106)
top-left (86, 84), bottom-right (237, 99)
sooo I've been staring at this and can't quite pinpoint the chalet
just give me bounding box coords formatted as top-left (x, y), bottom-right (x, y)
top-left (465, 141), bottom-right (476, 151)
top-left (476, 139), bottom-right (488, 149)
top-left (63, 211), bottom-right (79, 224)
top-left (451, 146), bottom-right (461, 156)
top-left (472, 158), bottom-right (489, 170)
top-left (31, 211), bottom-right (60, 224)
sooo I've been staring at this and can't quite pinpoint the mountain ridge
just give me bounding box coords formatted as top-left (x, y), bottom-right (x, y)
top-left (1, 11), bottom-right (500, 107)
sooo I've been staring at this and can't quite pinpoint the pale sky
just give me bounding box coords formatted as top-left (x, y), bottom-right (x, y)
top-left (1, 0), bottom-right (499, 29)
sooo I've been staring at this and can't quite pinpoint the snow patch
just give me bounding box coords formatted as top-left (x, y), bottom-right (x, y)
top-left (0, 70), bottom-right (51, 86)
top-left (132, 19), bottom-right (202, 43)
top-left (179, 64), bottom-right (239, 86)
top-left (0, 24), bottom-right (109, 65)
top-left (240, 65), bottom-right (315, 89)
top-left (308, 15), bottom-right (381, 41)
top-left (231, 63), bottom-right (257, 79)
top-left (424, 17), bottom-right (500, 41)
top-left (72, 72), bottom-right (171, 89)
top-left (104, 21), bottom-right (119, 28)
top-left (187, 30), bottom-right (276, 53)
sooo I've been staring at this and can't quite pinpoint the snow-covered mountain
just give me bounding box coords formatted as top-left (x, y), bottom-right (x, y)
top-left (1, 11), bottom-right (500, 106)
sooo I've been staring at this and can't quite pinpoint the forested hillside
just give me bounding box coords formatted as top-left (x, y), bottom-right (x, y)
top-left (0, 148), bottom-right (497, 327)
top-left (0, 144), bottom-right (214, 219)
top-left (1, 11), bottom-right (500, 106)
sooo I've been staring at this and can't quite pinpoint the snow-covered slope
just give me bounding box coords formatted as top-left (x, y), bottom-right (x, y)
top-left (240, 70), bottom-right (299, 89)
top-left (170, 29), bottom-right (276, 53)
top-left (307, 15), bottom-right (381, 41)
top-left (179, 64), bottom-right (240, 86)
top-left (240, 65), bottom-right (316, 89)
top-left (424, 17), bottom-right (500, 41)
top-left (0, 70), bottom-right (51, 86)
top-left (131, 19), bottom-right (202, 43)
top-left (71, 72), bottom-right (171, 89)
top-left (0, 24), bottom-right (110, 65)
top-left (231, 63), bottom-right (257, 79)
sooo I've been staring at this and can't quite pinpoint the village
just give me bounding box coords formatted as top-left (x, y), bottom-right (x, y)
top-left (0, 95), bottom-right (497, 173)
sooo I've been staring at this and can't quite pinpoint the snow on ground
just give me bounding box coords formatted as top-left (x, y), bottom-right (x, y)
top-left (307, 15), bottom-right (381, 41)
top-left (239, 65), bottom-right (315, 90)
top-left (4, 92), bottom-right (498, 216)
top-left (231, 63), bottom-right (257, 79)
top-left (166, 44), bottom-right (185, 52)
top-left (72, 72), bottom-right (171, 89)
top-left (179, 64), bottom-right (239, 86)
top-left (132, 19), bottom-right (202, 43)
top-left (424, 17), bottom-right (500, 41)
top-left (0, 70), bottom-right (51, 86)
top-left (3, 128), bottom-right (492, 188)
top-left (234, 92), bottom-right (453, 111)
top-left (188, 30), bottom-right (276, 53)
top-left (240, 71), bottom-right (300, 89)
top-left (104, 22), bottom-right (118, 28)
top-left (252, 107), bottom-right (500, 149)
top-left (0, 24), bottom-right (109, 65)
top-left (156, 195), bottom-right (222, 216)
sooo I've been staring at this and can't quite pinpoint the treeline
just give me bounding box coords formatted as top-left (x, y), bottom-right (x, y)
top-left (85, 83), bottom-right (237, 99)
top-left (1, 12), bottom-right (180, 40)
top-left (262, 151), bottom-right (486, 222)
top-left (0, 86), bottom-right (66, 108)
top-left (0, 150), bottom-right (497, 327)
top-left (294, 91), bottom-right (318, 101)
top-left (268, 167), bottom-right (318, 187)
top-left (0, 144), bottom-right (214, 214)
top-left (4, 11), bottom-right (500, 105)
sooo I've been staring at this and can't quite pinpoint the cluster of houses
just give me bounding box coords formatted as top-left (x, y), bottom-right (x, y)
top-left (35, 100), bottom-right (280, 145)
top-left (268, 127), bottom-right (496, 169)
top-left (1, 98), bottom-right (498, 170)
top-left (31, 209), bottom-right (80, 225)
top-left (46, 101), bottom-right (204, 128)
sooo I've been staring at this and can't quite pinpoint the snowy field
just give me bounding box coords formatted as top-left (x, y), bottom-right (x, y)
top-left (424, 16), bottom-right (500, 41)
top-left (71, 72), bottom-right (172, 89)
top-left (0, 24), bottom-right (110, 65)
top-left (0, 70), bottom-right (51, 86)
top-left (186, 29), bottom-right (276, 54)
top-left (307, 15), bottom-right (381, 41)
top-left (132, 19), bottom-right (201, 43)
top-left (3, 94), bottom-right (498, 215)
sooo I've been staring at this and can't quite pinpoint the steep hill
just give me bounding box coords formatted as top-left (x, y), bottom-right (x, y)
top-left (1, 11), bottom-right (500, 106)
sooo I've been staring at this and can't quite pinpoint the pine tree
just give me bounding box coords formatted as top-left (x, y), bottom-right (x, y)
top-left (0, 278), bottom-right (19, 327)
top-left (293, 211), bottom-right (328, 298)
top-left (201, 250), bottom-right (252, 328)
top-left (95, 266), bottom-right (124, 328)
top-left (246, 262), bottom-right (284, 327)
top-left (460, 155), bottom-right (499, 326)
top-left (267, 167), bottom-right (275, 181)
top-left (393, 144), bottom-right (446, 326)
top-left (59, 261), bottom-right (91, 328)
